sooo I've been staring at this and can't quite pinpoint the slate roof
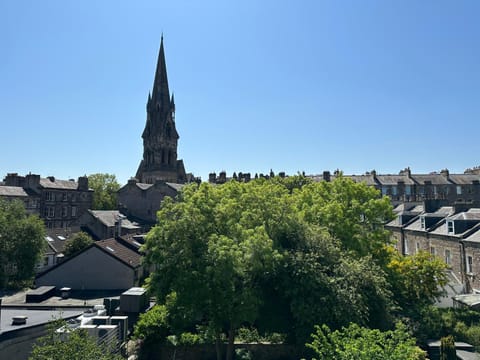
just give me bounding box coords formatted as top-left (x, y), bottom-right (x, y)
top-left (131, 182), bottom-right (185, 192)
top-left (410, 174), bottom-right (451, 185)
top-left (344, 175), bottom-right (378, 186)
top-left (449, 209), bottom-right (480, 221)
top-left (89, 210), bottom-right (140, 229)
top-left (45, 233), bottom-right (69, 254)
top-left (448, 174), bottom-right (480, 185)
top-left (0, 186), bottom-right (29, 197)
top-left (39, 178), bottom-right (79, 190)
top-left (376, 175), bottom-right (415, 185)
top-left (94, 238), bottom-right (142, 268)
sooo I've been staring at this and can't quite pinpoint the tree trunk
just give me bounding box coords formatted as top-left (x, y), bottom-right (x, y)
top-left (226, 326), bottom-right (235, 360)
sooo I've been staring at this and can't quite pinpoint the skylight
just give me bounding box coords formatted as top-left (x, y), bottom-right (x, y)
top-left (106, 246), bottom-right (115, 253)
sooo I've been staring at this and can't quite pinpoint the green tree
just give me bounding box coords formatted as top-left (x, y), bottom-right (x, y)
top-left (306, 322), bottom-right (426, 360)
top-left (293, 175), bottom-right (394, 259)
top-left (440, 335), bottom-right (456, 360)
top-left (88, 173), bottom-right (120, 210)
top-left (64, 232), bottom-right (93, 257)
top-left (387, 250), bottom-right (448, 314)
top-left (145, 181), bottom-right (286, 360)
top-left (0, 199), bottom-right (46, 288)
top-left (30, 319), bottom-right (123, 360)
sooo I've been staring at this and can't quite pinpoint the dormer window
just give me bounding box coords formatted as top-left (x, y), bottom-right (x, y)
top-left (420, 216), bottom-right (426, 230)
top-left (447, 220), bottom-right (454, 234)
top-left (456, 186), bottom-right (462, 195)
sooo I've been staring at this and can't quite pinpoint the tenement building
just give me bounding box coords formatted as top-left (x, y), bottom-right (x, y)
top-left (0, 173), bottom-right (93, 229)
top-left (387, 201), bottom-right (480, 293)
top-left (310, 167), bottom-right (480, 205)
top-left (118, 37), bottom-right (189, 223)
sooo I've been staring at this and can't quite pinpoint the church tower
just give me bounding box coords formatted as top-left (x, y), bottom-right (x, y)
top-left (136, 36), bottom-right (186, 184)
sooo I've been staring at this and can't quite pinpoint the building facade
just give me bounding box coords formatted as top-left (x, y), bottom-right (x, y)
top-left (1, 173), bottom-right (93, 229)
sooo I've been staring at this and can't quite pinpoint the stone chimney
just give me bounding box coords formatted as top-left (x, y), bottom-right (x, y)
top-left (440, 169), bottom-right (450, 178)
top-left (218, 171), bottom-right (226, 184)
top-left (77, 176), bottom-right (89, 191)
top-left (25, 174), bottom-right (40, 191)
top-left (208, 173), bottom-right (216, 183)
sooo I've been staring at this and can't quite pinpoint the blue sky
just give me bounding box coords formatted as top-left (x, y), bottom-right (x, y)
top-left (1, 1), bottom-right (479, 184)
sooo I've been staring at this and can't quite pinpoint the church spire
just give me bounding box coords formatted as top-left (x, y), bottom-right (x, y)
top-left (151, 35), bottom-right (171, 112)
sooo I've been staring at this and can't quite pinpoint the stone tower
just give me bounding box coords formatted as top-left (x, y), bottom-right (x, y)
top-left (136, 36), bottom-right (186, 184)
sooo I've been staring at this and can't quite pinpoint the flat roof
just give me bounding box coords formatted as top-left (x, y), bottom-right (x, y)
top-left (0, 308), bottom-right (82, 335)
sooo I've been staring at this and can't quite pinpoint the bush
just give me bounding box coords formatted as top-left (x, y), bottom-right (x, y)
top-left (133, 305), bottom-right (169, 345)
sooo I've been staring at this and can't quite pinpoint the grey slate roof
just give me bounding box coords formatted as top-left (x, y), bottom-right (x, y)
top-left (39, 178), bottom-right (79, 190)
top-left (376, 175), bottom-right (415, 185)
top-left (0, 186), bottom-right (29, 197)
top-left (89, 210), bottom-right (140, 229)
top-left (448, 174), bottom-right (480, 185)
top-left (95, 238), bottom-right (142, 268)
top-left (410, 174), bottom-right (451, 185)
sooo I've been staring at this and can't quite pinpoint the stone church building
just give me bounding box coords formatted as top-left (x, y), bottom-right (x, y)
top-left (118, 37), bottom-right (188, 223)
top-left (135, 36), bottom-right (186, 184)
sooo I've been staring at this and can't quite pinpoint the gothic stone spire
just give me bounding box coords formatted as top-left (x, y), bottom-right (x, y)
top-left (136, 36), bottom-right (186, 184)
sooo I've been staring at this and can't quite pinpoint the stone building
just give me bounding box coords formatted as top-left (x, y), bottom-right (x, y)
top-left (310, 168), bottom-right (480, 205)
top-left (1, 173), bottom-right (93, 229)
top-left (135, 35), bottom-right (186, 184)
top-left (119, 37), bottom-right (192, 223)
top-left (387, 202), bottom-right (480, 293)
top-left (118, 178), bottom-right (184, 224)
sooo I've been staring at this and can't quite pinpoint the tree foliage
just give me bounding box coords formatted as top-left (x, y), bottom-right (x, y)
top-left (306, 322), bottom-right (426, 360)
top-left (144, 176), bottom-right (449, 356)
top-left (64, 232), bottom-right (93, 257)
top-left (30, 319), bottom-right (122, 360)
top-left (0, 199), bottom-right (46, 289)
top-left (440, 335), bottom-right (456, 360)
top-left (387, 250), bottom-right (448, 313)
top-left (88, 173), bottom-right (120, 210)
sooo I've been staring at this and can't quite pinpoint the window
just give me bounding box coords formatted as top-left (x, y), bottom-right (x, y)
top-left (44, 206), bottom-right (55, 218)
top-left (62, 206), bottom-right (68, 217)
top-left (447, 221), bottom-right (454, 234)
top-left (405, 185), bottom-right (411, 196)
top-left (45, 191), bottom-right (54, 201)
top-left (392, 186), bottom-right (397, 196)
top-left (71, 206), bottom-right (77, 217)
top-left (467, 256), bottom-right (473, 274)
top-left (62, 192), bottom-right (68, 201)
top-left (403, 238), bottom-right (409, 255)
top-left (445, 249), bottom-right (451, 265)
top-left (430, 247), bottom-right (436, 256)
top-left (416, 242), bottom-right (420, 253)
top-left (457, 185), bottom-right (462, 195)
top-left (381, 187), bottom-right (388, 196)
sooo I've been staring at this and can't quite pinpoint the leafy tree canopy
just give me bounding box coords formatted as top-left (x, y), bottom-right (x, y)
top-left (29, 319), bottom-right (122, 360)
top-left (64, 232), bottom-right (93, 257)
top-left (0, 199), bottom-right (46, 289)
top-left (88, 173), bottom-right (120, 210)
top-left (306, 322), bottom-right (426, 360)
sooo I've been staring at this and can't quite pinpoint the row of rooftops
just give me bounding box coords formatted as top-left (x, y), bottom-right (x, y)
top-left (387, 201), bottom-right (480, 243)
top-left (311, 167), bottom-right (480, 186)
top-left (0, 173), bottom-right (91, 194)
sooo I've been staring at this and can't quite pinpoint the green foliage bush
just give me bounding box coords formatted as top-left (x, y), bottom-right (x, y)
top-left (133, 304), bottom-right (169, 345)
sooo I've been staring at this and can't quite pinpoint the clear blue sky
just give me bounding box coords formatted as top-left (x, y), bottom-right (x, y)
top-left (1, 1), bottom-right (479, 184)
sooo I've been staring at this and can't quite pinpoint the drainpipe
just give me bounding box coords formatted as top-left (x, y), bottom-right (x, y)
top-left (459, 240), bottom-right (470, 294)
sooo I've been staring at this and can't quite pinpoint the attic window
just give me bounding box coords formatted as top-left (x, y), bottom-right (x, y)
top-left (106, 246), bottom-right (115, 253)
top-left (447, 221), bottom-right (454, 234)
